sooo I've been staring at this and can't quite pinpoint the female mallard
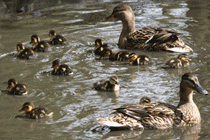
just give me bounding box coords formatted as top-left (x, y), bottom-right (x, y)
top-left (94, 39), bottom-right (111, 55)
top-left (97, 73), bottom-right (208, 130)
top-left (93, 75), bottom-right (120, 92)
top-left (49, 30), bottom-right (67, 45)
top-left (163, 53), bottom-right (191, 68)
top-left (128, 53), bottom-right (151, 65)
top-left (51, 59), bottom-right (73, 75)
top-left (104, 4), bottom-right (193, 52)
top-left (16, 43), bottom-right (34, 60)
top-left (7, 78), bottom-right (27, 95)
top-left (30, 35), bottom-right (50, 52)
top-left (19, 102), bottom-right (53, 119)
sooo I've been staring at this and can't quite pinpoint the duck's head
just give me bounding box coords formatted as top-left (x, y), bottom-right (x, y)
top-left (109, 75), bottom-right (119, 85)
top-left (7, 78), bottom-right (17, 89)
top-left (30, 35), bottom-right (40, 44)
top-left (52, 59), bottom-right (60, 69)
top-left (16, 43), bottom-right (25, 52)
top-left (19, 102), bottom-right (34, 113)
top-left (180, 73), bottom-right (208, 96)
top-left (178, 53), bottom-right (191, 65)
top-left (95, 39), bottom-right (103, 48)
top-left (128, 53), bottom-right (138, 64)
top-left (140, 96), bottom-right (151, 104)
top-left (104, 4), bottom-right (134, 22)
top-left (49, 30), bottom-right (56, 39)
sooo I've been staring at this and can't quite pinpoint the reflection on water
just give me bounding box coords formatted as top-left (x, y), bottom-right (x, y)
top-left (0, 0), bottom-right (209, 139)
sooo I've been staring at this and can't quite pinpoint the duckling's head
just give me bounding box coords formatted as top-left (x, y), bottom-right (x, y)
top-left (128, 53), bottom-right (138, 64)
top-left (109, 75), bottom-right (119, 85)
top-left (7, 78), bottom-right (17, 89)
top-left (19, 102), bottom-right (34, 112)
top-left (95, 39), bottom-right (103, 47)
top-left (181, 72), bottom-right (208, 95)
top-left (49, 30), bottom-right (56, 38)
top-left (178, 53), bottom-right (191, 66)
top-left (140, 96), bottom-right (151, 104)
top-left (30, 35), bottom-right (40, 44)
top-left (16, 43), bottom-right (25, 52)
top-left (52, 59), bottom-right (60, 69)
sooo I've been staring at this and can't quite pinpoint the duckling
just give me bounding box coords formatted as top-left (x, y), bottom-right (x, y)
top-left (19, 102), bottom-right (53, 119)
top-left (140, 96), bottom-right (151, 104)
top-left (51, 59), bottom-right (73, 75)
top-left (16, 43), bottom-right (34, 60)
top-left (94, 39), bottom-right (111, 55)
top-left (100, 48), bottom-right (114, 60)
top-left (128, 53), bottom-right (151, 65)
top-left (7, 78), bottom-right (27, 95)
top-left (97, 72), bottom-right (208, 130)
top-left (30, 34), bottom-right (50, 52)
top-left (163, 53), bottom-right (191, 68)
top-left (93, 75), bottom-right (120, 92)
top-left (49, 30), bottom-right (67, 45)
top-left (115, 51), bottom-right (129, 61)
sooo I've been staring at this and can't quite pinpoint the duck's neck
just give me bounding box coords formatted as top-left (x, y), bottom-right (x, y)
top-left (118, 12), bottom-right (136, 47)
top-left (177, 86), bottom-right (194, 107)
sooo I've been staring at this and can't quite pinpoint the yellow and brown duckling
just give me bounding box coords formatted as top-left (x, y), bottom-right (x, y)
top-left (140, 96), bottom-right (151, 104)
top-left (49, 30), bottom-right (67, 45)
top-left (93, 75), bottom-right (120, 92)
top-left (94, 42), bottom-right (111, 56)
top-left (16, 43), bottom-right (34, 60)
top-left (163, 53), bottom-right (191, 68)
top-left (97, 72), bottom-right (208, 130)
top-left (104, 4), bottom-right (193, 52)
top-left (30, 34), bottom-right (50, 52)
top-left (19, 102), bottom-right (53, 119)
top-left (51, 59), bottom-right (73, 75)
top-left (111, 50), bottom-right (130, 61)
top-left (7, 78), bottom-right (27, 95)
top-left (128, 53), bottom-right (151, 65)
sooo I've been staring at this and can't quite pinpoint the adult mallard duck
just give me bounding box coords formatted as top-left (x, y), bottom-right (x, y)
top-left (7, 78), bottom-right (27, 95)
top-left (49, 30), bottom-right (67, 45)
top-left (128, 53), bottom-right (151, 65)
top-left (19, 102), bottom-right (53, 119)
top-left (30, 35), bottom-right (50, 52)
top-left (97, 72), bottom-right (208, 130)
top-left (93, 75), bottom-right (120, 92)
top-left (104, 4), bottom-right (193, 52)
top-left (51, 59), bottom-right (73, 75)
top-left (163, 53), bottom-right (191, 68)
top-left (16, 43), bottom-right (34, 60)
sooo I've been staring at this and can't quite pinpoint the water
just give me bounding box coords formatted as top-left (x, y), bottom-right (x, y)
top-left (0, 0), bottom-right (209, 139)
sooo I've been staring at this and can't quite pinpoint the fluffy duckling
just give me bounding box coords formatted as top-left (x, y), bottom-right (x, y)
top-left (115, 51), bottom-right (129, 61)
top-left (51, 59), bottom-right (73, 75)
top-left (128, 53), bottom-right (151, 65)
top-left (16, 43), bottom-right (34, 59)
top-left (94, 39), bottom-right (110, 55)
top-left (163, 53), bottom-right (191, 68)
top-left (140, 96), bottom-right (151, 104)
top-left (49, 30), bottom-right (67, 45)
top-left (7, 78), bottom-right (27, 95)
top-left (93, 75), bottom-right (120, 92)
top-left (100, 48), bottom-right (114, 60)
top-left (19, 102), bottom-right (53, 119)
top-left (30, 35), bottom-right (50, 52)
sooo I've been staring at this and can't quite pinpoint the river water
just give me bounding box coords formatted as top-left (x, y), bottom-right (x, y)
top-left (0, 0), bottom-right (209, 139)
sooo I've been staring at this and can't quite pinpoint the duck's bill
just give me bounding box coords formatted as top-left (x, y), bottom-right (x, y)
top-left (19, 108), bottom-right (24, 112)
top-left (195, 82), bottom-right (208, 95)
top-left (103, 15), bottom-right (115, 22)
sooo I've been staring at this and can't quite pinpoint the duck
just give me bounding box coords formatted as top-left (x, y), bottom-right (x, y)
top-left (16, 43), bottom-right (34, 60)
top-left (19, 102), bottom-right (53, 119)
top-left (51, 59), bottom-right (73, 75)
top-left (140, 96), bottom-right (151, 104)
top-left (7, 78), bottom-right (27, 95)
top-left (30, 34), bottom-right (50, 52)
top-left (163, 53), bottom-right (191, 68)
top-left (93, 75), bottom-right (120, 92)
top-left (94, 39), bottom-right (111, 55)
top-left (97, 72), bottom-right (208, 130)
top-left (128, 53), bottom-right (151, 65)
top-left (49, 30), bottom-right (67, 45)
top-left (104, 4), bottom-right (193, 53)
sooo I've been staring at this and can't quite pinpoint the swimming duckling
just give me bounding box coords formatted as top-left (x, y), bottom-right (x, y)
top-left (163, 53), bottom-right (191, 68)
top-left (51, 59), bottom-right (73, 75)
top-left (30, 35), bottom-right (50, 52)
top-left (94, 39), bottom-right (111, 55)
top-left (115, 51), bottom-right (129, 61)
top-left (128, 53), bottom-right (151, 65)
top-left (49, 30), bottom-right (67, 45)
top-left (16, 43), bottom-right (34, 60)
top-left (97, 72), bottom-right (208, 130)
top-left (100, 48), bottom-right (114, 60)
top-left (19, 102), bottom-right (53, 119)
top-left (7, 78), bottom-right (27, 95)
top-left (93, 75), bottom-right (120, 92)
top-left (140, 96), bottom-right (151, 104)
